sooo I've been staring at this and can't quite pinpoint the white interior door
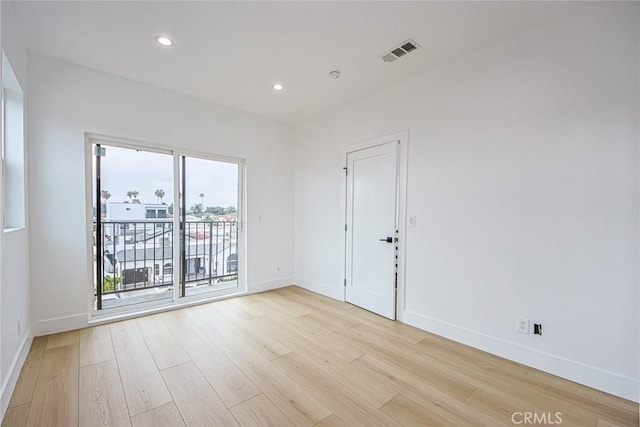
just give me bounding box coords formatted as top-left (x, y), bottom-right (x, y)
top-left (345, 140), bottom-right (399, 319)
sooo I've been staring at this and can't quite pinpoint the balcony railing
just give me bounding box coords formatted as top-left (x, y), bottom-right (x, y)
top-left (95, 220), bottom-right (238, 299)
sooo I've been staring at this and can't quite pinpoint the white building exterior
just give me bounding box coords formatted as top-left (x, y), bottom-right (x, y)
top-left (106, 201), bottom-right (169, 221)
top-left (99, 201), bottom-right (238, 292)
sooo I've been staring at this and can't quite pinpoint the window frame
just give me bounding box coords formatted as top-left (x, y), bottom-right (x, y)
top-left (85, 133), bottom-right (247, 321)
top-left (1, 51), bottom-right (26, 232)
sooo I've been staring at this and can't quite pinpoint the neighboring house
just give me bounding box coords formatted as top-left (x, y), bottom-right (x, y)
top-left (103, 201), bottom-right (172, 252)
top-left (98, 200), bottom-right (237, 291)
top-left (113, 240), bottom-right (238, 289)
top-left (107, 201), bottom-right (170, 221)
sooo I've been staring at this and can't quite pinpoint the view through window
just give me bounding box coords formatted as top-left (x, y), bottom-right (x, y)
top-left (92, 142), bottom-right (241, 311)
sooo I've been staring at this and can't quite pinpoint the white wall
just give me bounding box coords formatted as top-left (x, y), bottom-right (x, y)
top-left (0, 2), bottom-right (32, 418)
top-left (28, 54), bottom-right (294, 334)
top-left (294, 4), bottom-right (639, 401)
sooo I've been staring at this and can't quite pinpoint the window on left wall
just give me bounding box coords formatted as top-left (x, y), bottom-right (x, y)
top-left (1, 51), bottom-right (25, 230)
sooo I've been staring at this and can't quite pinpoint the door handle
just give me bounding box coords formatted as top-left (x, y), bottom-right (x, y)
top-left (379, 237), bottom-right (393, 243)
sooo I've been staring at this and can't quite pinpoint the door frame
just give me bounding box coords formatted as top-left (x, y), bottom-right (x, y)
top-left (341, 131), bottom-right (408, 319)
top-left (175, 149), bottom-right (246, 306)
top-left (83, 132), bottom-right (247, 321)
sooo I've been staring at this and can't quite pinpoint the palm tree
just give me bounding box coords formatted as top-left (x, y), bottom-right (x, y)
top-left (100, 190), bottom-right (111, 219)
top-left (199, 193), bottom-right (205, 206)
top-left (126, 190), bottom-right (139, 202)
top-left (155, 189), bottom-right (165, 204)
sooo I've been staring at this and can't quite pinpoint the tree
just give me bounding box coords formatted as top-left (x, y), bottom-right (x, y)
top-left (199, 193), bottom-right (205, 206)
top-left (126, 190), bottom-right (139, 201)
top-left (100, 190), bottom-right (111, 218)
top-left (155, 189), bottom-right (165, 204)
top-left (225, 206), bottom-right (237, 214)
top-left (103, 275), bottom-right (122, 292)
top-left (188, 203), bottom-right (203, 215)
top-left (205, 206), bottom-right (225, 215)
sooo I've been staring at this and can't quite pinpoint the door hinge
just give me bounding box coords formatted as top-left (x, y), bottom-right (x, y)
top-left (94, 145), bottom-right (106, 157)
top-left (343, 167), bottom-right (348, 176)
top-left (345, 224), bottom-right (347, 232)
top-left (344, 278), bottom-right (347, 287)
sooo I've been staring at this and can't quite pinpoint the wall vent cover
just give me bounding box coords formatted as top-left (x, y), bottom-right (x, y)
top-left (379, 39), bottom-right (421, 63)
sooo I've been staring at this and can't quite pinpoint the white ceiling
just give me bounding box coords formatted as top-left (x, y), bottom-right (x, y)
top-left (12, 1), bottom-right (583, 124)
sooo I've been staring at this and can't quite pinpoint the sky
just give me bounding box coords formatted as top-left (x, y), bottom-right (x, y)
top-left (96, 145), bottom-right (238, 209)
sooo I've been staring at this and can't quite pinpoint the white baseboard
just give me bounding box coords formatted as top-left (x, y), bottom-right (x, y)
top-left (32, 313), bottom-right (88, 336)
top-left (32, 279), bottom-right (292, 335)
top-left (294, 278), bottom-right (344, 301)
top-left (401, 309), bottom-right (640, 403)
top-left (0, 329), bottom-right (33, 421)
top-left (248, 277), bottom-right (293, 294)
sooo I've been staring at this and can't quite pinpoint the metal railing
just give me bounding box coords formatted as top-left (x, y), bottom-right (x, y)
top-left (95, 220), bottom-right (238, 300)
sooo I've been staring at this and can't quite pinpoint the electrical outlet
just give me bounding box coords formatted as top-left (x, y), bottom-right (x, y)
top-left (408, 216), bottom-right (416, 227)
top-left (516, 316), bottom-right (530, 334)
top-left (276, 266), bottom-right (280, 273)
top-left (16, 319), bottom-right (21, 337)
top-left (533, 323), bottom-right (543, 335)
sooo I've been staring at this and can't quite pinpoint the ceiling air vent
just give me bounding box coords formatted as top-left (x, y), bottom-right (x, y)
top-left (379, 39), bottom-right (421, 63)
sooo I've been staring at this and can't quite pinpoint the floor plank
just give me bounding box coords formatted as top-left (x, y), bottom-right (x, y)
top-left (130, 402), bottom-right (185, 427)
top-left (219, 296), bottom-right (267, 319)
top-left (415, 331), bottom-right (529, 375)
top-left (161, 309), bottom-right (260, 408)
top-left (135, 314), bottom-right (190, 370)
top-left (200, 322), bottom-right (331, 426)
top-left (351, 354), bottom-right (507, 425)
top-left (464, 385), bottom-right (596, 426)
top-left (252, 292), bottom-right (312, 318)
top-left (25, 344), bottom-right (79, 427)
top-left (272, 352), bottom-right (400, 427)
top-left (596, 418), bottom-right (625, 427)
top-left (219, 315), bottom-right (292, 361)
top-left (79, 359), bottom-right (131, 427)
top-left (161, 362), bottom-right (238, 426)
top-left (255, 305), bottom-right (366, 363)
top-left (1, 404), bottom-right (29, 427)
top-left (380, 393), bottom-right (453, 426)
top-left (229, 394), bottom-right (294, 427)
top-left (8, 337), bottom-right (47, 408)
top-left (109, 320), bottom-right (172, 416)
top-left (202, 301), bottom-right (293, 361)
top-left (46, 330), bottom-right (80, 350)
top-left (313, 414), bottom-right (350, 427)
top-left (524, 369), bottom-right (639, 426)
top-left (343, 325), bottom-right (477, 401)
top-left (409, 335), bottom-right (606, 426)
top-left (249, 314), bottom-right (395, 408)
top-left (79, 325), bottom-right (115, 367)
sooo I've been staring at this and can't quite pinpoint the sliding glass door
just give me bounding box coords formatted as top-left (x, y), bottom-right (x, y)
top-left (90, 137), bottom-right (243, 314)
top-left (179, 156), bottom-right (240, 298)
top-left (93, 144), bottom-right (175, 310)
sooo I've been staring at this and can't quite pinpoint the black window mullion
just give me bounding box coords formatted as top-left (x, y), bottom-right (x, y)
top-left (95, 145), bottom-right (102, 310)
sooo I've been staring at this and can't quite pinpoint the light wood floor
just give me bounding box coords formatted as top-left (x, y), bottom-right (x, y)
top-left (2, 286), bottom-right (638, 427)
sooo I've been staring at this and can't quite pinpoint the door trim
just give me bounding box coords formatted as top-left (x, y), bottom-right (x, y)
top-left (341, 131), bottom-right (408, 318)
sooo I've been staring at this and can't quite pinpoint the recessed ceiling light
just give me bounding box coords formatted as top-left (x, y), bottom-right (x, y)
top-left (272, 83), bottom-right (284, 91)
top-left (155, 35), bottom-right (174, 47)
